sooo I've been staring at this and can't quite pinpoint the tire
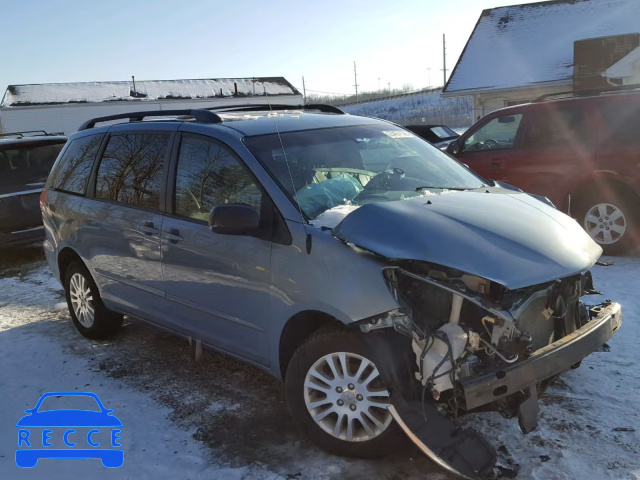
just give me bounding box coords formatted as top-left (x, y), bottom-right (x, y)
top-left (64, 261), bottom-right (123, 339)
top-left (574, 189), bottom-right (639, 255)
top-left (285, 329), bottom-right (404, 458)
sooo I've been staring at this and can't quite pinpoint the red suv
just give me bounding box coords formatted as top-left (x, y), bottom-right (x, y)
top-left (447, 90), bottom-right (640, 254)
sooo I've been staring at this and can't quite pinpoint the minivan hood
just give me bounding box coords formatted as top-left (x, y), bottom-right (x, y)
top-left (333, 190), bottom-right (602, 290)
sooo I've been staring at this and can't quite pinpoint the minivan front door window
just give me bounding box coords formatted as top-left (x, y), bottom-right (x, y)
top-left (464, 114), bottom-right (523, 152)
top-left (175, 135), bottom-right (262, 222)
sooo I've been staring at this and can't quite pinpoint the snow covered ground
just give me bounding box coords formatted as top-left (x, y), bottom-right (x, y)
top-left (0, 246), bottom-right (638, 479)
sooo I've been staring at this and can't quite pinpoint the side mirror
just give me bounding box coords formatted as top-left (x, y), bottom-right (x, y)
top-left (446, 140), bottom-right (460, 155)
top-left (209, 204), bottom-right (260, 235)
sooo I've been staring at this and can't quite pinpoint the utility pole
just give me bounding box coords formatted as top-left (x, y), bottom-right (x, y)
top-left (388, 82), bottom-right (391, 94)
top-left (427, 68), bottom-right (431, 89)
top-left (302, 76), bottom-right (307, 104)
top-left (353, 61), bottom-right (360, 103)
top-left (378, 77), bottom-right (381, 92)
top-left (441, 33), bottom-right (447, 86)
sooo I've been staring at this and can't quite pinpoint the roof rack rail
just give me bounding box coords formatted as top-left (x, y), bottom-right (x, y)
top-left (78, 109), bottom-right (223, 131)
top-left (533, 84), bottom-right (640, 102)
top-left (304, 104), bottom-right (345, 114)
top-left (206, 103), bottom-right (345, 114)
top-left (0, 130), bottom-right (60, 138)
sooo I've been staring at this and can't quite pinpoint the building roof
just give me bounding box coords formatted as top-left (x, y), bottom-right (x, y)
top-left (603, 46), bottom-right (640, 79)
top-left (444, 0), bottom-right (640, 95)
top-left (1, 77), bottom-right (300, 107)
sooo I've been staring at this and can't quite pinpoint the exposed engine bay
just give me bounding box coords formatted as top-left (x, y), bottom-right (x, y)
top-left (358, 261), bottom-right (622, 479)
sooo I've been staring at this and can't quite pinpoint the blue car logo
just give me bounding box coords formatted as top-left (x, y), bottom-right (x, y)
top-left (16, 391), bottom-right (123, 468)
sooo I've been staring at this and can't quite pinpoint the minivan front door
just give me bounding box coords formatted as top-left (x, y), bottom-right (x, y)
top-left (161, 134), bottom-right (272, 366)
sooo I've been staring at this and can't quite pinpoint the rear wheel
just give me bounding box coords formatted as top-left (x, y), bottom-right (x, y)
top-left (64, 261), bottom-right (123, 339)
top-left (285, 329), bottom-right (403, 458)
top-left (575, 190), bottom-right (638, 255)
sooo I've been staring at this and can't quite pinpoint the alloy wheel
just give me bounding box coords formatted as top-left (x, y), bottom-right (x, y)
top-left (69, 272), bottom-right (95, 327)
top-left (303, 352), bottom-right (392, 442)
top-left (584, 202), bottom-right (626, 245)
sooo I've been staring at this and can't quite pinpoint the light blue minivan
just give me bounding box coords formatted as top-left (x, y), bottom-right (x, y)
top-left (41, 105), bottom-right (621, 478)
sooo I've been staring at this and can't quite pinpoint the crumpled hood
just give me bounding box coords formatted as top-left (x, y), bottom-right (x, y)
top-left (333, 189), bottom-right (602, 290)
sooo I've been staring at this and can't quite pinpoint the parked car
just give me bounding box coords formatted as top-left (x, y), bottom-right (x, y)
top-left (404, 124), bottom-right (459, 149)
top-left (446, 88), bottom-right (640, 254)
top-left (0, 131), bottom-right (67, 249)
top-left (41, 106), bottom-right (621, 478)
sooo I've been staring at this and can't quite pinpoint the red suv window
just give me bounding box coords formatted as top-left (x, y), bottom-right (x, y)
top-left (600, 101), bottom-right (640, 144)
top-left (523, 107), bottom-right (591, 148)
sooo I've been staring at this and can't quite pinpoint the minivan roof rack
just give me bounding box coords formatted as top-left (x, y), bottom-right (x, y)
top-left (533, 84), bottom-right (640, 102)
top-left (207, 103), bottom-right (346, 114)
top-left (0, 130), bottom-right (63, 138)
top-left (78, 109), bottom-right (223, 131)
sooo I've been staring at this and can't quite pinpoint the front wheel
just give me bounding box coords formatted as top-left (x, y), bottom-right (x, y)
top-left (574, 191), bottom-right (638, 255)
top-left (285, 329), bottom-right (403, 458)
top-left (64, 261), bottom-right (123, 339)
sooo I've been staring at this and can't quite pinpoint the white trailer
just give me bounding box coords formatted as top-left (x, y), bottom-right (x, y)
top-left (0, 77), bottom-right (303, 135)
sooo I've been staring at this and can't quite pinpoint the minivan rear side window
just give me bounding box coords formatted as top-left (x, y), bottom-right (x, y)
top-left (47, 135), bottom-right (102, 195)
top-left (95, 133), bottom-right (169, 209)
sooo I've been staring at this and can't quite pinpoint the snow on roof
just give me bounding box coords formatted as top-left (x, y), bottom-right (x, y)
top-left (603, 46), bottom-right (640, 79)
top-left (1, 77), bottom-right (300, 107)
top-left (444, 0), bottom-right (640, 94)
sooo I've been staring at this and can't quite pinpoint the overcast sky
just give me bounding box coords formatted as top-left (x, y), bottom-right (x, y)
top-left (1, 0), bottom-right (541, 97)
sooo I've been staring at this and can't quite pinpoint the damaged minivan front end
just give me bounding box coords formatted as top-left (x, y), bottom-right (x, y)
top-left (242, 117), bottom-right (622, 479)
top-left (333, 195), bottom-right (622, 479)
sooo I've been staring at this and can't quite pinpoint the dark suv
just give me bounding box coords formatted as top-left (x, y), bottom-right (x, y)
top-left (0, 131), bottom-right (67, 248)
top-left (447, 89), bottom-right (640, 254)
top-left (41, 106), bottom-right (621, 478)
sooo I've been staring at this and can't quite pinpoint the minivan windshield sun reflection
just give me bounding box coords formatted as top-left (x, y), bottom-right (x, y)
top-left (244, 125), bottom-right (486, 220)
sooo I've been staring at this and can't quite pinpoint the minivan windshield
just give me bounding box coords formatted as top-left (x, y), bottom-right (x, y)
top-left (244, 124), bottom-right (486, 219)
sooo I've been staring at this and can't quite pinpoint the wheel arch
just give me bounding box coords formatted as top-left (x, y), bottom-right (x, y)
top-left (278, 310), bottom-right (345, 379)
top-left (57, 247), bottom-right (86, 284)
top-left (571, 173), bottom-right (640, 214)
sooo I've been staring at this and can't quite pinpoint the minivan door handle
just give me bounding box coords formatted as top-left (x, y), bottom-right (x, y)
top-left (139, 221), bottom-right (159, 235)
top-left (163, 228), bottom-right (184, 243)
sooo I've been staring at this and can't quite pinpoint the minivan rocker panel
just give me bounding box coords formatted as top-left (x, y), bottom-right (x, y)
top-left (333, 188), bottom-right (602, 290)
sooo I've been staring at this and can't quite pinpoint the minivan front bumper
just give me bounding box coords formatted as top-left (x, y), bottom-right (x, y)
top-left (459, 301), bottom-right (622, 411)
top-left (387, 302), bottom-right (622, 479)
